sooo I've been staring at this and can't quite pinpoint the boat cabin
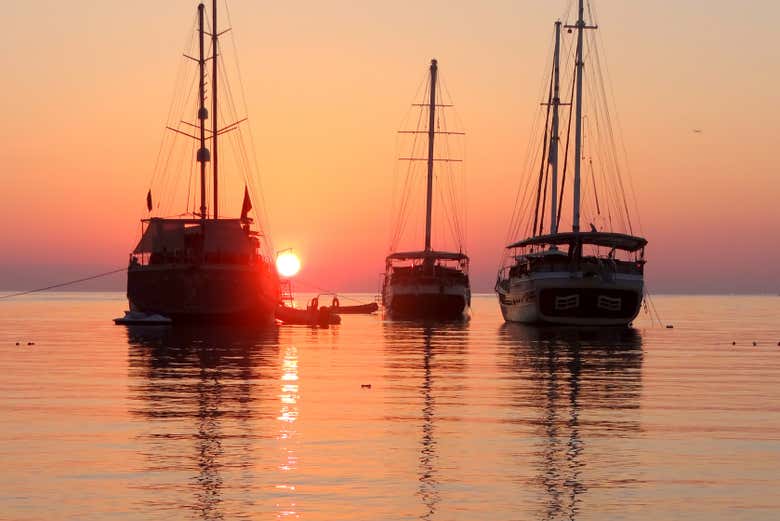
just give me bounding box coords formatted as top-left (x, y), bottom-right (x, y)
top-left (385, 250), bottom-right (469, 284)
top-left (506, 232), bottom-right (646, 278)
top-left (131, 218), bottom-right (260, 266)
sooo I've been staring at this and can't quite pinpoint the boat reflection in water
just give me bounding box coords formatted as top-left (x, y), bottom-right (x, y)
top-left (383, 322), bottom-right (469, 521)
top-left (497, 325), bottom-right (643, 520)
top-left (125, 325), bottom-right (280, 520)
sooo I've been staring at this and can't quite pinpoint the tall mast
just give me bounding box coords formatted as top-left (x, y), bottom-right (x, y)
top-left (572, 0), bottom-right (585, 232)
top-left (196, 3), bottom-right (210, 220)
top-left (567, 0), bottom-right (596, 232)
top-left (424, 58), bottom-right (438, 253)
top-left (211, 0), bottom-right (219, 219)
top-left (550, 21), bottom-right (562, 235)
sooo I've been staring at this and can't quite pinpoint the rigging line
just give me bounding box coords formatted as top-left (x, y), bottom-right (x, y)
top-left (157, 63), bottom-right (200, 215)
top-left (552, 26), bottom-right (577, 230)
top-left (584, 72), bottom-right (616, 230)
top-left (393, 161), bottom-right (421, 250)
top-left (533, 61), bottom-right (555, 237)
top-left (503, 110), bottom-right (540, 246)
top-left (223, 2), bottom-right (276, 255)
top-left (393, 75), bottom-right (430, 250)
top-left (185, 137), bottom-right (196, 214)
top-left (390, 68), bottom-right (430, 251)
top-left (389, 70), bottom-right (429, 249)
top-left (151, 72), bottom-right (192, 213)
top-left (436, 78), bottom-right (466, 248)
top-left (512, 128), bottom-right (548, 243)
top-left (592, 28), bottom-right (643, 235)
top-left (556, 61), bottom-right (577, 231)
top-left (593, 65), bottom-right (626, 234)
top-left (561, 0), bottom-right (575, 22)
top-left (504, 27), bottom-right (556, 244)
top-left (149, 14), bottom-right (199, 191)
top-left (0, 268), bottom-right (127, 300)
top-left (589, 80), bottom-right (616, 231)
top-left (392, 79), bottom-right (428, 248)
top-left (643, 284), bottom-right (664, 328)
top-left (509, 65), bottom-right (549, 238)
top-left (168, 133), bottom-right (195, 216)
top-left (589, 30), bottom-right (634, 235)
top-left (539, 161), bottom-right (551, 234)
top-left (437, 172), bottom-right (459, 252)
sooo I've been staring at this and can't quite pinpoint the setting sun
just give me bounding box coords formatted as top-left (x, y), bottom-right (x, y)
top-left (276, 251), bottom-right (301, 278)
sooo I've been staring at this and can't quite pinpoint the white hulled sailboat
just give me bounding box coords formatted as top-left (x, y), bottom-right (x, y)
top-left (496, 1), bottom-right (647, 326)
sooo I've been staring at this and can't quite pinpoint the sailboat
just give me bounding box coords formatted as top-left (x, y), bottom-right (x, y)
top-left (496, 1), bottom-right (647, 326)
top-left (382, 59), bottom-right (471, 320)
top-left (125, 1), bottom-right (280, 324)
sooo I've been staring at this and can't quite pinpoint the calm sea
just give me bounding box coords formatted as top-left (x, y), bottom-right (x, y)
top-left (0, 293), bottom-right (778, 520)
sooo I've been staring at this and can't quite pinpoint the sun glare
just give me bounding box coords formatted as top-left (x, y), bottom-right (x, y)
top-left (276, 252), bottom-right (301, 278)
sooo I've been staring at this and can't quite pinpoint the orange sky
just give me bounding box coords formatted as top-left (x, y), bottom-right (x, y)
top-left (1, 0), bottom-right (778, 293)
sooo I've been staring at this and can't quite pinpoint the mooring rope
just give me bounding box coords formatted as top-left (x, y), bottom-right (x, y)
top-left (0, 267), bottom-right (373, 307)
top-left (0, 267), bottom-right (127, 300)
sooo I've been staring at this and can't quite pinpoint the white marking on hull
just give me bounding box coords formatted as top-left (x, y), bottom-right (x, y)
top-left (496, 272), bottom-right (643, 326)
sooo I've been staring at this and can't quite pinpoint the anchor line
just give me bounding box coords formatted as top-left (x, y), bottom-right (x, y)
top-left (0, 268), bottom-right (127, 300)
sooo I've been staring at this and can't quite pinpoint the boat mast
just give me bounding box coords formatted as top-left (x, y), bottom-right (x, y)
top-left (196, 3), bottom-right (210, 220)
top-left (211, 0), bottom-right (219, 219)
top-left (566, 0), bottom-right (597, 233)
top-left (571, 0), bottom-right (585, 233)
top-left (550, 21), bottom-right (562, 235)
top-left (424, 58), bottom-right (438, 254)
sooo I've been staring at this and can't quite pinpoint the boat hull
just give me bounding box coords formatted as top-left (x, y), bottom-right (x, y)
top-left (331, 303), bottom-right (379, 315)
top-left (383, 281), bottom-right (470, 320)
top-left (496, 272), bottom-right (643, 326)
top-left (276, 305), bottom-right (340, 326)
top-left (128, 263), bottom-right (280, 324)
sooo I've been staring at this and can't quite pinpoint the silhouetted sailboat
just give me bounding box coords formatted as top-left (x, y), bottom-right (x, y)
top-left (383, 59), bottom-right (470, 320)
top-left (496, 1), bottom-right (647, 326)
top-left (126, 1), bottom-right (280, 324)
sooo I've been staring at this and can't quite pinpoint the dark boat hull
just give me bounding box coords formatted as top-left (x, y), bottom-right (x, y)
top-left (385, 292), bottom-right (467, 320)
top-left (276, 305), bottom-right (341, 326)
top-left (128, 263), bottom-right (280, 324)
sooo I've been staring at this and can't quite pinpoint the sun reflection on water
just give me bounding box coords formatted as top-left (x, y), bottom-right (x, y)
top-left (276, 345), bottom-right (300, 518)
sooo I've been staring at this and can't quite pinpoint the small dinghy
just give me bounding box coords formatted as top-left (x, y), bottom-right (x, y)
top-left (114, 310), bottom-right (172, 325)
top-left (276, 296), bottom-right (341, 326)
top-left (276, 304), bottom-right (340, 326)
top-left (329, 298), bottom-right (379, 315)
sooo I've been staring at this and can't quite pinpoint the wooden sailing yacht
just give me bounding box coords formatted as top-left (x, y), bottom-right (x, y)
top-left (382, 59), bottom-right (470, 320)
top-left (126, 1), bottom-right (280, 324)
top-left (496, 1), bottom-right (647, 326)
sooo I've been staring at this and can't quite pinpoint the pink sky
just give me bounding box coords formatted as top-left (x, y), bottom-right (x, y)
top-left (0, 1), bottom-right (778, 294)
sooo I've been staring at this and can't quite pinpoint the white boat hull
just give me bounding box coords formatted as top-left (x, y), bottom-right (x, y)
top-left (496, 272), bottom-right (643, 326)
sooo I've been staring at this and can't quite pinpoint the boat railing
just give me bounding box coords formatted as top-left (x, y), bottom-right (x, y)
top-left (129, 250), bottom-right (265, 267)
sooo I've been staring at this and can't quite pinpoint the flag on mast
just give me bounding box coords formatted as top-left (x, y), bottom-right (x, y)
top-left (146, 190), bottom-right (152, 212)
top-left (240, 186), bottom-right (252, 222)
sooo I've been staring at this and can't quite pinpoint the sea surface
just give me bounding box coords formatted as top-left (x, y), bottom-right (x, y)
top-left (0, 293), bottom-right (778, 520)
